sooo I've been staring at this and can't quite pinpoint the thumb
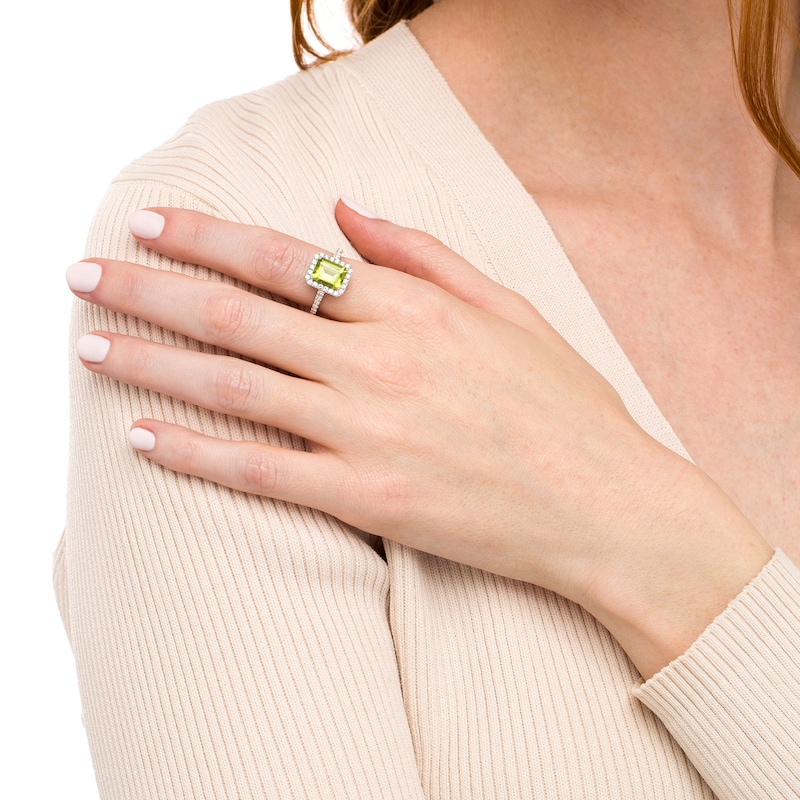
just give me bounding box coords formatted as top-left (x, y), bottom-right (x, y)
top-left (335, 196), bottom-right (540, 329)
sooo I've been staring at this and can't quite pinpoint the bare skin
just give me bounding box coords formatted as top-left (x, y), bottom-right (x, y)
top-left (409, 0), bottom-right (800, 560)
top-left (67, 0), bottom-right (794, 681)
top-left (69, 201), bottom-right (772, 680)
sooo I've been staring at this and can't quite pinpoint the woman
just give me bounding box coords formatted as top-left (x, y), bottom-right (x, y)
top-left (58, 0), bottom-right (800, 797)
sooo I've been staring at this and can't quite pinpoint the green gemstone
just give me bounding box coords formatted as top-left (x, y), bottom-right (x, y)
top-left (311, 257), bottom-right (347, 290)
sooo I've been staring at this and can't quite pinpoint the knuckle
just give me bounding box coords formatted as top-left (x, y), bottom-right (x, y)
top-left (249, 236), bottom-right (307, 285)
top-left (361, 466), bottom-right (415, 526)
top-left (240, 449), bottom-right (279, 494)
top-left (175, 435), bottom-right (202, 472)
top-left (213, 362), bottom-right (258, 414)
top-left (174, 216), bottom-right (209, 259)
top-left (392, 287), bottom-right (448, 335)
top-left (116, 267), bottom-right (147, 307)
top-left (124, 341), bottom-right (156, 384)
top-left (386, 229), bottom-right (444, 272)
top-left (409, 229), bottom-right (443, 252)
top-left (200, 290), bottom-right (254, 344)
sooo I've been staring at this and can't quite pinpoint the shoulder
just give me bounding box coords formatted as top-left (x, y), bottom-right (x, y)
top-left (88, 22), bottom-right (469, 260)
top-left (109, 25), bottom-right (420, 226)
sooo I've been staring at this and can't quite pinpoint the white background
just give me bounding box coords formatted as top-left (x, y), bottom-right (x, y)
top-left (1, 1), bottom-right (352, 796)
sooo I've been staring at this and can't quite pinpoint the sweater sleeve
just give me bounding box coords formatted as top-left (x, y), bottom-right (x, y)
top-left (633, 549), bottom-right (800, 800)
top-left (57, 177), bottom-right (425, 800)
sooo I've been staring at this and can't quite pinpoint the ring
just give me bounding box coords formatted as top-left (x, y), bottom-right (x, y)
top-left (305, 248), bottom-right (352, 315)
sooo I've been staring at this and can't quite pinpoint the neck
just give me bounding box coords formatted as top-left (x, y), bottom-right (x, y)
top-left (410, 0), bottom-right (800, 248)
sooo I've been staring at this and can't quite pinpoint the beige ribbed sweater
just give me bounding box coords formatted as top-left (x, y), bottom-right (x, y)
top-left (57, 22), bottom-right (800, 800)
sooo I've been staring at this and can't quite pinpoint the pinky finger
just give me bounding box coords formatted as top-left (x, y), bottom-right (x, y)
top-left (128, 419), bottom-right (346, 513)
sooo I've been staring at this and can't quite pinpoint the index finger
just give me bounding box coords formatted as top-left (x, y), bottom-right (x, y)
top-left (123, 207), bottom-right (385, 321)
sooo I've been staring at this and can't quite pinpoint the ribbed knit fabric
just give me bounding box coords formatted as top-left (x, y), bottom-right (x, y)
top-left (58, 22), bottom-right (800, 800)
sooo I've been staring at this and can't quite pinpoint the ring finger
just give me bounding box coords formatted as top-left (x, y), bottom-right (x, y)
top-left (77, 331), bottom-right (343, 446)
top-left (68, 258), bottom-right (345, 381)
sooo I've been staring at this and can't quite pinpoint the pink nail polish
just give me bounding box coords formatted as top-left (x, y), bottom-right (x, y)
top-left (128, 210), bottom-right (165, 239)
top-left (66, 261), bottom-right (102, 293)
top-left (339, 196), bottom-right (382, 220)
top-left (77, 334), bottom-right (111, 363)
top-left (129, 428), bottom-right (156, 451)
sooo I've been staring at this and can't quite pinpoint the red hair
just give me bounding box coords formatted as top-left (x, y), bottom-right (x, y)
top-left (290, 0), bottom-right (800, 179)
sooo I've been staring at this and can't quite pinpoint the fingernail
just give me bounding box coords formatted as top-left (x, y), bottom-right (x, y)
top-left (128, 209), bottom-right (165, 239)
top-left (339, 196), bottom-right (382, 220)
top-left (76, 334), bottom-right (111, 363)
top-left (66, 261), bottom-right (102, 293)
top-left (129, 427), bottom-right (156, 451)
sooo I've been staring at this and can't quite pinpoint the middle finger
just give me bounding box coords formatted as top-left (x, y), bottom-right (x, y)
top-left (67, 258), bottom-right (342, 381)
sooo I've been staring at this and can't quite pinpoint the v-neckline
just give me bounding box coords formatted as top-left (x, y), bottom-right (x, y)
top-left (342, 22), bottom-right (693, 462)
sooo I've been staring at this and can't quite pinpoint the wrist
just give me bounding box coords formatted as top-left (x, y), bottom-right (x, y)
top-left (579, 454), bottom-right (773, 679)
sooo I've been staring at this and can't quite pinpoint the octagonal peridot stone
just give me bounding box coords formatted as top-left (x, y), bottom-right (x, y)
top-left (311, 257), bottom-right (348, 291)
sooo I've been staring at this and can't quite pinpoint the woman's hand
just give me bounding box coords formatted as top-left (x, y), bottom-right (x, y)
top-left (67, 201), bottom-right (772, 678)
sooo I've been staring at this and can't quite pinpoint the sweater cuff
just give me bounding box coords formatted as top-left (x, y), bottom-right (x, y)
top-left (632, 549), bottom-right (800, 800)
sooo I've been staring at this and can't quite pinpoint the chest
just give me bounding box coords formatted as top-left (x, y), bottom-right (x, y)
top-left (534, 194), bottom-right (800, 556)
